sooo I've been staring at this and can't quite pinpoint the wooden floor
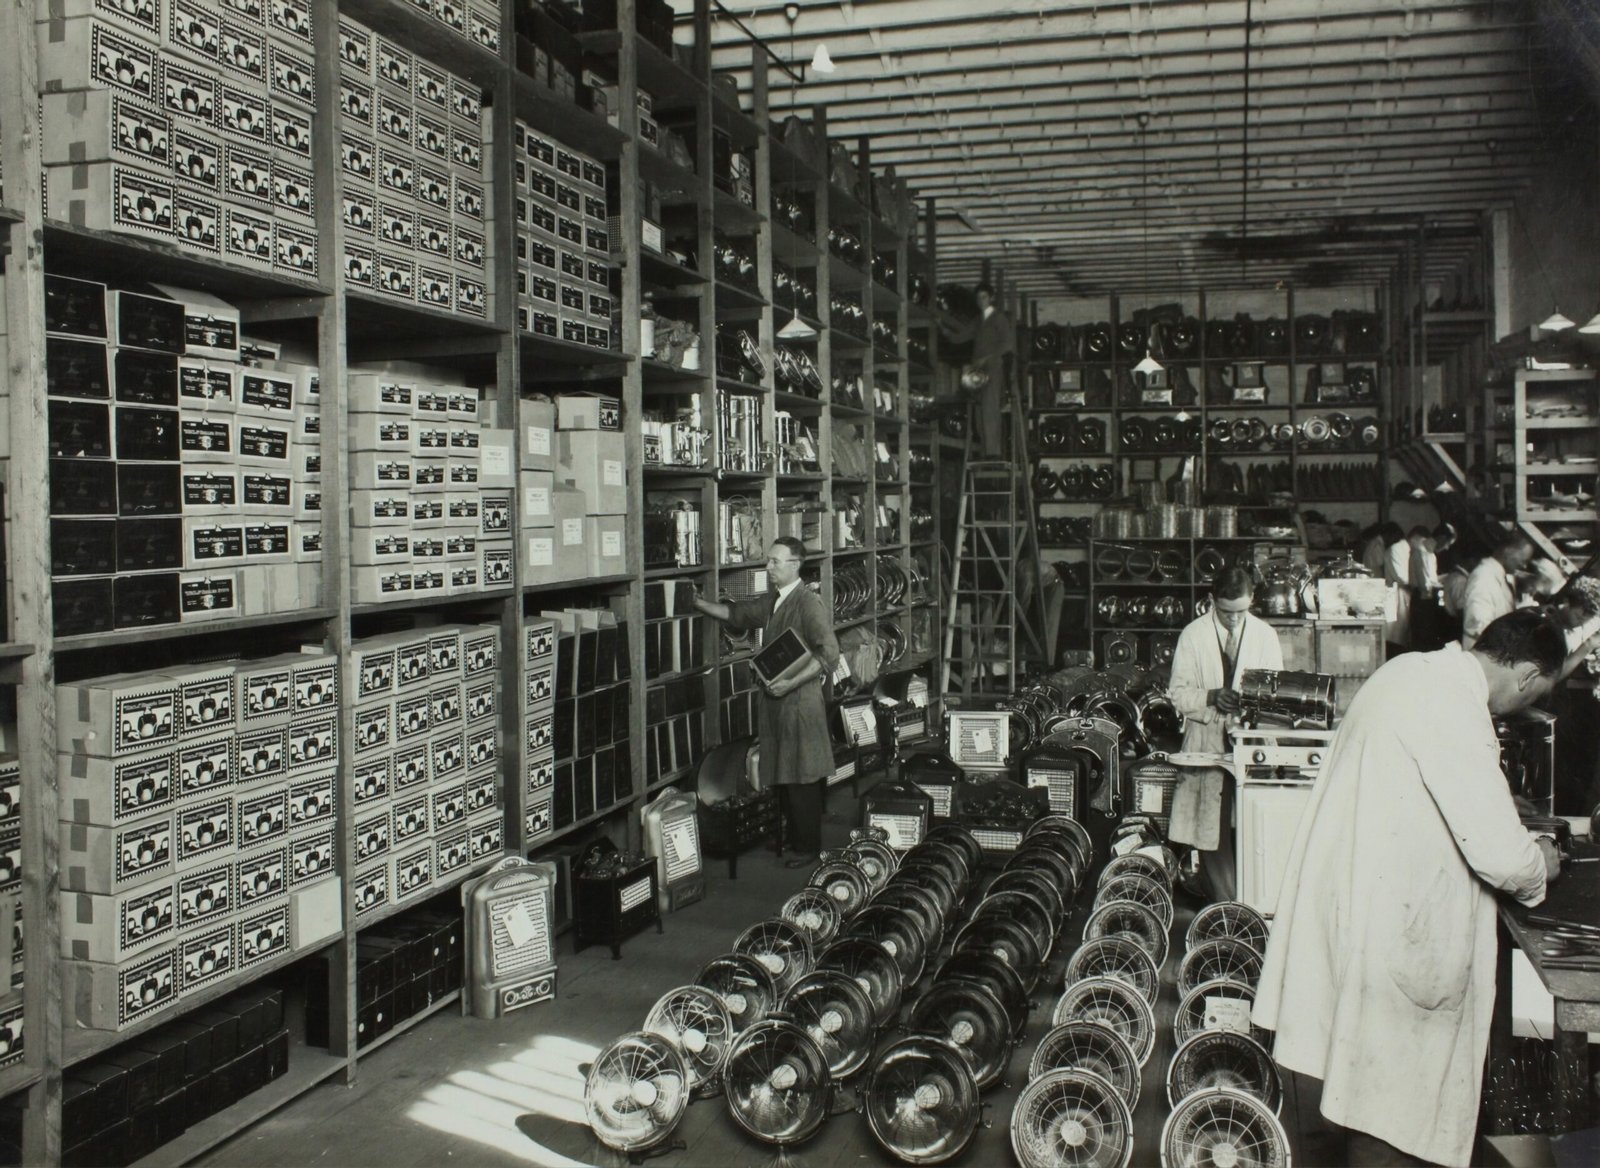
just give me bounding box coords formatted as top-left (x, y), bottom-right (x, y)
top-left (199, 782), bottom-right (1313, 1168)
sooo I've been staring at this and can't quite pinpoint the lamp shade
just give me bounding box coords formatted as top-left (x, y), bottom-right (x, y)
top-left (778, 313), bottom-right (818, 341)
top-left (1540, 311), bottom-right (1576, 332)
top-left (1578, 312), bottom-right (1600, 335)
top-left (811, 43), bottom-right (835, 74)
top-left (1133, 352), bottom-right (1165, 377)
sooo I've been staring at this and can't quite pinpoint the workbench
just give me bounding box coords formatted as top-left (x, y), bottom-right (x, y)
top-left (1495, 841), bottom-right (1600, 1133)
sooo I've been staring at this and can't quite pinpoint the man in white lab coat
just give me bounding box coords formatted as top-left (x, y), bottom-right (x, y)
top-left (1460, 530), bottom-right (1535, 648)
top-left (1253, 610), bottom-right (1567, 1166)
top-left (1167, 568), bottom-right (1284, 899)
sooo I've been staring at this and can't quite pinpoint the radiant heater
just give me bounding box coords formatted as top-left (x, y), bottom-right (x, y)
top-left (463, 857), bottom-right (557, 1018)
top-left (640, 786), bottom-right (704, 913)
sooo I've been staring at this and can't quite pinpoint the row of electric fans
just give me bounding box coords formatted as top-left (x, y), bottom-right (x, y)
top-left (583, 819), bottom-right (1098, 1164)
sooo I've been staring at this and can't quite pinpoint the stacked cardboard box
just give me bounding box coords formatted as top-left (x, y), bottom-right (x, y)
top-left (336, 15), bottom-right (492, 317)
top-left (508, 122), bottom-right (613, 348)
top-left (347, 368), bottom-right (513, 605)
top-left (57, 655), bottom-right (343, 1032)
top-left (47, 277), bottom-right (322, 635)
top-left (304, 904), bottom-right (463, 1050)
top-left (641, 581), bottom-right (707, 785)
top-left (400, 0), bottom-right (501, 56)
top-left (523, 610), bottom-right (633, 846)
top-left (38, 0), bottom-right (319, 277)
top-left (517, 393), bottom-right (628, 587)
top-left (347, 625), bottom-right (503, 925)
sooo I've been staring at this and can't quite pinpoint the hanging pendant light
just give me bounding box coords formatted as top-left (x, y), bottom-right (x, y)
top-left (1578, 311), bottom-right (1600, 335)
top-left (778, 314), bottom-right (818, 340)
top-left (1134, 352), bottom-right (1165, 377)
top-left (1133, 111), bottom-right (1162, 380)
top-left (1540, 311), bottom-right (1576, 332)
top-left (810, 43), bottom-right (835, 74)
top-left (776, 7), bottom-right (818, 344)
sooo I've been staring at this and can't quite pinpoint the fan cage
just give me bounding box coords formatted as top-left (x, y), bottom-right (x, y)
top-left (1178, 936), bottom-right (1265, 998)
top-left (938, 952), bottom-right (1032, 1038)
top-left (781, 888), bottom-right (843, 949)
top-left (695, 954), bottom-right (779, 1033)
top-left (907, 981), bottom-right (1014, 1091)
top-left (1028, 1020), bottom-right (1142, 1110)
top-left (1028, 814), bottom-right (1094, 867)
top-left (846, 903), bottom-right (928, 986)
top-left (1050, 976), bottom-right (1157, 1065)
top-left (952, 914), bottom-right (1046, 989)
top-left (986, 868), bottom-right (1068, 928)
top-left (1098, 851), bottom-right (1173, 890)
top-left (870, 883), bottom-right (946, 949)
top-left (1010, 1068), bottom-right (1135, 1168)
top-left (1160, 1086), bottom-right (1293, 1168)
top-left (1063, 935), bottom-right (1160, 1003)
top-left (782, 970), bottom-right (877, 1082)
top-left (1093, 872), bottom-right (1176, 930)
top-left (642, 986), bottom-right (733, 1095)
top-left (1083, 900), bottom-right (1170, 969)
top-left (733, 919), bottom-right (815, 995)
top-left (808, 861), bottom-right (872, 918)
top-left (923, 825), bottom-right (984, 873)
top-left (1166, 1030), bottom-right (1283, 1113)
top-left (1185, 901), bottom-right (1270, 955)
top-left (817, 938), bottom-right (906, 1029)
top-left (974, 889), bottom-right (1059, 957)
top-left (723, 1020), bottom-right (834, 1148)
top-left (584, 1032), bottom-right (692, 1154)
top-left (1173, 977), bottom-right (1271, 1051)
top-left (864, 1036), bottom-right (982, 1166)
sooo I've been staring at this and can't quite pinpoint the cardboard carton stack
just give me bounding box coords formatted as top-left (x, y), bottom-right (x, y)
top-left (57, 653), bottom-right (343, 1032)
top-left (336, 15), bottom-right (492, 317)
top-left (348, 625), bottom-right (503, 925)
top-left (38, 0), bottom-right (320, 277)
top-left (47, 276), bottom-right (322, 634)
top-left (517, 393), bottom-right (628, 587)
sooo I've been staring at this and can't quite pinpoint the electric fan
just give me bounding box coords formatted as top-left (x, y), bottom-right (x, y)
top-left (807, 859), bottom-right (872, 918)
top-left (951, 914), bottom-right (1046, 989)
top-left (870, 882), bottom-right (947, 950)
top-left (1028, 1020), bottom-right (1142, 1109)
top-left (985, 867), bottom-right (1067, 929)
top-left (696, 953), bottom-right (779, 1033)
top-left (1010, 1068), bottom-right (1135, 1168)
top-left (1185, 901), bottom-right (1269, 956)
top-left (643, 985), bottom-right (733, 1096)
top-left (923, 823), bottom-right (984, 874)
top-left (902, 837), bottom-right (972, 893)
top-left (1020, 828), bottom-right (1092, 884)
top-left (782, 970), bottom-right (877, 1081)
top-left (886, 856), bottom-right (961, 920)
top-left (1063, 935), bottom-right (1160, 1003)
top-left (815, 936), bottom-right (906, 1029)
top-left (937, 951), bottom-right (1031, 1038)
top-left (843, 830), bottom-right (899, 893)
top-left (1095, 872), bottom-right (1175, 930)
top-left (723, 1017), bottom-right (834, 1153)
top-left (1160, 1087), bottom-right (1291, 1168)
top-left (584, 1031), bottom-right (691, 1156)
top-left (734, 919), bottom-right (815, 996)
top-left (1167, 1031), bottom-right (1283, 1113)
top-left (906, 980), bottom-right (1014, 1091)
top-left (1004, 844), bottom-right (1080, 899)
top-left (845, 902), bottom-right (927, 986)
top-left (1027, 814), bottom-right (1094, 869)
top-left (1098, 852), bottom-right (1173, 891)
top-left (781, 888), bottom-right (844, 950)
top-left (864, 1036), bottom-right (982, 1165)
top-left (1173, 977), bottom-right (1270, 1050)
top-left (973, 890), bottom-right (1059, 964)
top-left (1083, 900), bottom-right (1169, 968)
top-left (1051, 976), bottom-right (1157, 1066)
top-left (1177, 937), bottom-right (1264, 997)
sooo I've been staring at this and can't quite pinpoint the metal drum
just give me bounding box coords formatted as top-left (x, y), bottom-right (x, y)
top-left (1237, 669), bottom-right (1336, 730)
top-left (1204, 506), bottom-right (1238, 538)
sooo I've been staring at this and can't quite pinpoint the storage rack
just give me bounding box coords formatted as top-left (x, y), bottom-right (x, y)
top-left (0, 0), bottom-right (944, 1161)
top-left (1023, 289), bottom-right (1390, 657)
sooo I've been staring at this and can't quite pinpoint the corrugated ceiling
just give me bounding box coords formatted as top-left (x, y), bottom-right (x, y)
top-left (687, 0), bottom-right (1594, 296)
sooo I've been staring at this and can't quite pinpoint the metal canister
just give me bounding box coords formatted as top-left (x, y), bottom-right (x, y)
top-left (1237, 669), bottom-right (1336, 729)
top-left (1152, 504), bottom-right (1179, 539)
top-left (1205, 506), bottom-right (1237, 538)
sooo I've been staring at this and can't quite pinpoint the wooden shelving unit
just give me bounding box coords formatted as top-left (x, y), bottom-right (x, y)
top-left (0, 0), bottom-right (945, 1160)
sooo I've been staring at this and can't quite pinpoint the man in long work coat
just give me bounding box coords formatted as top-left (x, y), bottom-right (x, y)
top-left (939, 282), bottom-right (1015, 457)
top-left (1253, 610), bottom-right (1568, 1166)
top-left (1167, 568), bottom-right (1283, 900)
top-left (694, 537), bottom-right (841, 866)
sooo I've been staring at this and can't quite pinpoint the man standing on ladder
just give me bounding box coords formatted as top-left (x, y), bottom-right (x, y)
top-left (940, 282), bottom-right (1016, 457)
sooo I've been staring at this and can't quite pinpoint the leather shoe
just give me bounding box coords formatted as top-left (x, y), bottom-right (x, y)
top-left (783, 854), bottom-right (819, 870)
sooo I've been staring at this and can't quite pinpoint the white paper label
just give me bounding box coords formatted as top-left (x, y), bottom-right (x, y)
top-left (561, 517), bottom-right (583, 545)
top-left (972, 728), bottom-right (993, 757)
top-left (526, 425), bottom-right (551, 456)
top-left (502, 901), bottom-right (538, 948)
top-left (602, 458), bottom-right (623, 487)
top-left (1139, 783), bottom-right (1166, 813)
top-left (481, 443), bottom-right (510, 475)
top-left (527, 536), bottom-right (553, 566)
top-left (1204, 995), bottom-right (1252, 1034)
top-left (602, 531), bottom-right (622, 557)
top-left (524, 486), bottom-right (550, 514)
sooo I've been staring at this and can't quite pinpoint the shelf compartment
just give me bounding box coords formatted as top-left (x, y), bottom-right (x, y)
top-left (346, 291), bottom-right (506, 365)
top-left (511, 70), bottom-right (629, 161)
top-left (341, 0), bottom-right (503, 82)
top-left (711, 87), bottom-right (762, 150)
top-left (714, 280), bottom-right (769, 311)
top-left (351, 989), bottom-right (462, 1059)
top-left (771, 221), bottom-right (819, 264)
top-left (350, 588), bottom-right (514, 620)
top-left (55, 609), bottom-right (335, 653)
top-left (773, 391), bottom-right (824, 415)
top-left (638, 248), bottom-right (708, 290)
top-left (520, 330), bottom-right (634, 369)
top-left (642, 358), bottom-right (710, 383)
top-left (637, 143), bottom-right (701, 194)
top-left (43, 222), bottom-right (330, 302)
top-left (579, 31), bottom-right (706, 109)
top-left (712, 188), bottom-right (766, 231)
top-left (523, 572), bottom-right (634, 594)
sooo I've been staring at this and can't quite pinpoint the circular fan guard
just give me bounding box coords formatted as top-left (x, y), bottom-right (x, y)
top-left (938, 950), bottom-right (1031, 1037)
top-left (1027, 814), bottom-right (1094, 866)
top-left (1186, 901), bottom-right (1270, 956)
top-left (1099, 852), bottom-right (1174, 891)
top-left (782, 970), bottom-right (877, 1082)
top-left (1160, 1087), bottom-right (1292, 1168)
top-left (584, 1031), bottom-right (692, 1154)
top-left (887, 861), bottom-right (961, 924)
top-left (986, 867), bottom-right (1067, 929)
top-left (1178, 937), bottom-right (1264, 997)
top-left (1029, 1020), bottom-right (1142, 1109)
top-left (733, 918), bottom-right (815, 996)
top-left (845, 902), bottom-right (927, 986)
top-left (1084, 900), bottom-right (1169, 968)
top-left (952, 913), bottom-right (1046, 989)
top-left (864, 1036), bottom-right (982, 1166)
top-left (907, 980), bottom-right (1014, 1091)
top-left (902, 839), bottom-right (972, 896)
top-left (642, 985), bottom-right (733, 1095)
top-left (975, 889), bottom-right (1059, 957)
top-left (1005, 844), bottom-right (1081, 898)
top-left (1167, 1031), bottom-right (1282, 1113)
top-left (923, 824), bottom-right (984, 875)
top-left (816, 936), bottom-right (906, 1029)
top-left (870, 882), bottom-right (947, 950)
top-left (1021, 829), bottom-right (1092, 883)
top-left (1094, 872), bottom-right (1176, 930)
top-left (808, 860), bottom-right (872, 918)
top-left (844, 836), bottom-right (899, 893)
top-left (1051, 976), bottom-right (1157, 1065)
top-left (1010, 1069), bottom-right (1135, 1168)
top-left (1173, 978), bottom-right (1271, 1051)
top-left (723, 1018), bottom-right (833, 1147)
top-left (695, 953), bottom-right (779, 1033)
top-left (1064, 935), bottom-right (1160, 1003)
top-left (780, 887), bottom-right (843, 950)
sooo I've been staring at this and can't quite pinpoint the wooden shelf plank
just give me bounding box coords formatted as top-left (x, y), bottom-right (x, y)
top-left (522, 573), bottom-right (634, 595)
top-left (55, 609), bottom-right (336, 654)
top-left (350, 588), bottom-right (515, 620)
top-left (510, 70), bottom-right (628, 161)
top-left (43, 222), bottom-right (332, 301)
top-left (354, 989), bottom-right (461, 1057)
top-left (520, 330), bottom-right (634, 368)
